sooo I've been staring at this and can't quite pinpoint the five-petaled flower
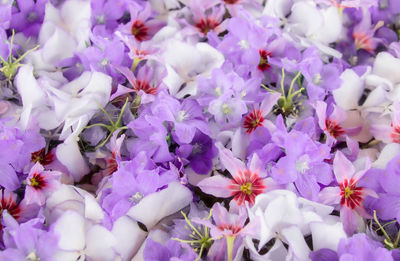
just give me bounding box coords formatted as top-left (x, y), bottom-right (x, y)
top-left (198, 147), bottom-right (275, 206)
top-left (319, 151), bottom-right (378, 235)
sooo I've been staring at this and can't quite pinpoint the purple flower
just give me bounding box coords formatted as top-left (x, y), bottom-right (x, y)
top-left (118, 2), bottom-right (166, 42)
top-left (11, 0), bottom-right (47, 37)
top-left (143, 239), bottom-right (197, 261)
top-left (0, 212), bottom-right (59, 261)
top-left (270, 130), bottom-right (333, 200)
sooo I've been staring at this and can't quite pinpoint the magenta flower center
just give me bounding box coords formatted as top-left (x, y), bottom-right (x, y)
top-left (353, 32), bottom-right (373, 52)
top-left (243, 109), bottom-right (264, 134)
top-left (224, 0), bottom-right (240, 4)
top-left (339, 178), bottom-right (363, 209)
top-left (0, 195), bottom-right (21, 222)
top-left (195, 18), bottom-right (220, 36)
top-left (31, 148), bottom-right (54, 166)
top-left (390, 125), bottom-right (400, 143)
top-left (325, 119), bottom-right (345, 138)
top-left (258, 49), bottom-right (272, 71)
top-left (30, 173), bottom-right (46, 190)
top-left (135, 80), bottom-right (158, 95)
top-left (131, 20), bottom-right (148, 41)
top-left (228, 170), bottom-right (266, 206)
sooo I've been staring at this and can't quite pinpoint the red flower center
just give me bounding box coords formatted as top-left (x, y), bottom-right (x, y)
top-left (258, 49), bottom-right (272, 71)
top-left (353, 32), bottom-right (373, 53)
top-left (218, 224), bottom-right (242, 235)
top-left (228, 170), bottom-right (266, 206)
top-left (224, 0), bottom-right (239, 4)
top-left (390, 125), bottom-right (400, 143)
top-left (0, 194), bottom-right (21, 222)
top-left (195, 18), bottom-right (220, 36)
top-left (29, 173), bottom-right (46, 190)
top-left (104, 152), bottom-right (118, 176)
top-left (339, 178), bottom-right (364, 209)
top-left (131, 20), bottom-right (148, 41)
top-left (31, 148), bottom-right (54, 166)
top-left (243, 109), bottom-right (264, 134)
top-left (325, 119), bottom-right (345, 138)
top-left (135, 80), bottom-right (158, 95)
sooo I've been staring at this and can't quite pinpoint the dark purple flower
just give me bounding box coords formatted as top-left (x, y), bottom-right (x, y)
top-left (11, 0), bottom-right (47, 37)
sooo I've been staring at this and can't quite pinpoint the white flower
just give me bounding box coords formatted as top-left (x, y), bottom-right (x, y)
top-left (162, 40), bottom-right (224, 98)
top-left (246, 190), bottom-right (346, 261)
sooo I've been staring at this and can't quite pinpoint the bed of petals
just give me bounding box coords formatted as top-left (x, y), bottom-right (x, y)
top-left (1, 0), bottom-right (400, 260)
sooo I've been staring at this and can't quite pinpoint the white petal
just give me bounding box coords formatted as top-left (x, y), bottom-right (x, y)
top-left (53, 211), bottom-right (85, 251)
top-left (127, 182), bottom-right (192, 230)
top-left (373, 143), bottom-right (400, 169)
top-left (113, 216), bottom-right (148, 260)
top-left (56, 141), bottom-right (90, 182)
top-left (15, 65), bottom-right (46, 129)
top-left (310, 221), bottom-right (347, 251)
top-left (333, 69), bottom-right (364, 110)
top-left (373, 52), bottom-right (400, 84)
top-left (85, 225), bottom-right (117, 261)
top-left (281, 226), bottom-right (310, 261)
top-left (84, 195), bottom-right (104, 222)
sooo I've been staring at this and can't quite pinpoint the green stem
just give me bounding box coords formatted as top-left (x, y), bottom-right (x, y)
top-left (226, 236), bottom-right (235, 261)
top-left (287, 71), bottom-right (302, 97)
top-left (280, 68), bottom-right (285, 96)
top-left (261, 84), bottom-right (279, 93)
top-left (115, 97), bottom-right (129, 127)
top-left (374, 210), bottom-right (392, 244)
top-left (131, 57), bottom-right (141, 72)
top-left (394, 228), bottom-right (400, 248)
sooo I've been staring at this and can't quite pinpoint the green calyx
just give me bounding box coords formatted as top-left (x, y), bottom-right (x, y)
top-left (173, 210), bottom-right (214, 261)
top-left (262, 68), bottom-right (305, 117)
top-left (84, 97), bottom-right (129, 149)
top-left (0, 30), bottom-right (39, 80)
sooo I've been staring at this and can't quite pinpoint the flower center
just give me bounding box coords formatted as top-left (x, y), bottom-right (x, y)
top-left (325, 119), bottom-right (345, 138)
top-left (31, 148), bottom-right (54, 166)
top-left (177, 110), bottom-right (189, 122)
top-left (339, 178), bottom-right (364, 209)
top-left (222, 104), bottom-right (231, 114)
top-left (312, 73), bottom-right (322, 85)
top-left (26, 251), bottom-right (40, 261)
top-left (295, 160), bottom-right (309, 173)
top-left (258, 49), bottom-right (272, 71)
top-left (390, 125), bottom-right (400, 143)
top-left (195, 18), bottom-right (220, 36)
top-left (243, 109), bottom-right (264, 134)
top-left (29, 173), bottom-right (46, 190)
top-left (131, 20), bottom-right (148, 41)
top-left (135, 80), bottom-right (157, 95)
top-left (129, 192), bottom-right (143, 204)
top-left (27, 12), bottom-right (38, 22)
top-left (353, 32), bottom-right (373, 52)
top-left (228, 170), bottom-right (266, 206)
top-left (224, 0), bottom-right (239, 4)
top-left (240, 182), bottom-right (252, 195)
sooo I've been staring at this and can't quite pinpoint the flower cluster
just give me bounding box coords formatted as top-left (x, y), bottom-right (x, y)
top-left (0, 0), bottom-right (399, 260)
